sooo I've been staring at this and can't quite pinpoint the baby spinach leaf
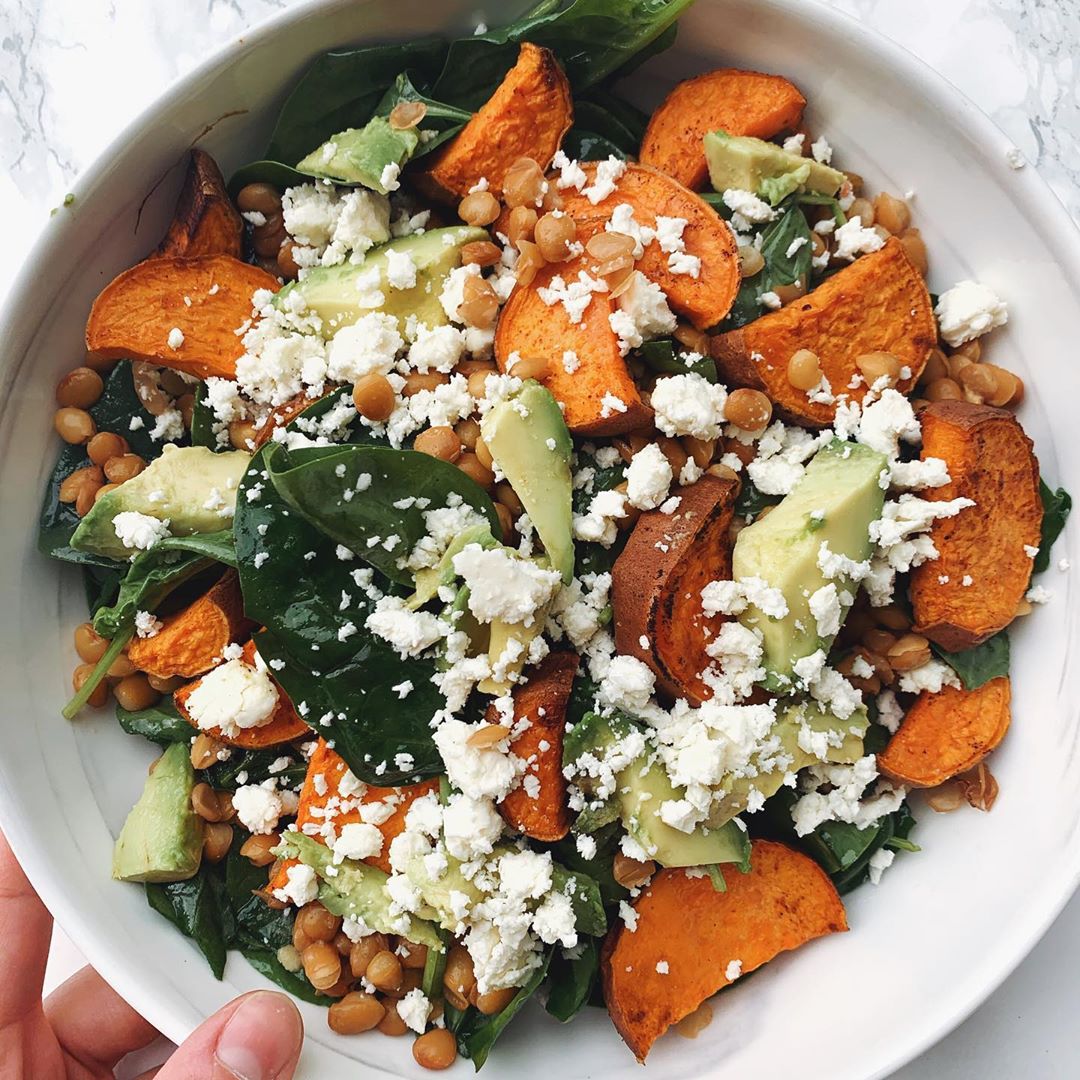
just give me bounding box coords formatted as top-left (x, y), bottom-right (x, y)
top-left (254, 629), bottom-right (452, 786)
top-left (735, 479), bottom-right (781, 519)
top-left (225, 840), bottom-right (295, 950)
top-left (226, 160), bottom-right (308, 198)
top-left (92, 531), bottom-right (236, 639)
top-left (189, 383), bottom-right (218, 450)
top-left (83, 563), bottom-right (124, 615)
top-left (552, 865), bottom-right (607, 936)
top-left (38, 364), bottom-right (162, 569)
top-left (116, 699), bottom-right (193, 745)
top-left (374, 72), bottom-right (473, 158)
top-left (550, 820), bottom-right (628, 907)
top-left (1035, 480), bottom-right (1071, 573)
top-left (146, 863), bottom-right (233, 980)
top-left (545, 938), bottom-right (600, 1022)
top-left (723, 203), bottom-right (813, 330)
top-left (264, 443), bottom-right (499, 587)
top-left (265, 38), bottom-right (449, 165)
top-left (458, 949), bottom-right (553, 1068)
top-left (931, 632), bottom-right (1010, 690)
top-left (562, 130), bottom-right (627, 160)
top-left (202, 747), bottom-right (308, 792)
top-left (567, 99), bottom-right (640, 157)
top-left (638, 339), bottom-right (718, 382)
top-left (240, 947), bottom-right (331, 1005)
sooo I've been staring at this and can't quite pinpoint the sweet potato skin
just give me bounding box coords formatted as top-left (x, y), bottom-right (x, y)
top-left (155, 149), bottom-right (243, 259)
top-left (910, 401), bottom-right (1042, 650)
top-left (494, 258), bottom-right (652, 436)
top-left (417, 43), bottom-right (572, 202)
top-left (879, 677), bottom-right (1011, 787)
top-left (557, 162), bottom-right (741, 330)
top-left (128, 569), bottom-right (254, 679)
top-left (640, 69), bottom-right (807, 190)
top-left (710, 237), bottom-right (936, 426)
top-left (85, 254), bottom-right (278, 380)
top-left (601, 840), bottom-right (847, 1061)
top-left (498, 651), bottom-right (579, 842)
top-left (174, 640), bottom-right (309, 748)
top-left (612, 474), bottom-right (739, 704)
top-left (270, 740), bottom-right (440, 886)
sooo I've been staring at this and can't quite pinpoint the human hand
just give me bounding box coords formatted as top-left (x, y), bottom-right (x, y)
top-left (0, 830), bottom-right (305, 1079)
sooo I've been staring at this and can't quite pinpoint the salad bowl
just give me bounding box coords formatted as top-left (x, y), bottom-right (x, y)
top-left (1, 0), bottom-right (1079, 1077)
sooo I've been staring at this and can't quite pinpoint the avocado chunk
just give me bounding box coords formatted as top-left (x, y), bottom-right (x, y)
top-left (480, 380), bottom-right (574, 583)
top-left (276, 225), bottom-right (488, 338)
top-left (112, 743), bottom-right (204, 883)
top-left (296, 116), bottom-right (420, 194)
top-left (732, 440), bottom-right (887, 688)
top-left (704, 130), bottom-right (847, 205)
top-left (72, 445), bottom-right (249, 560)
top-left (478, 608), bottom-right (551, 696)
top-left (619, 758), bottom-right (751, 869)
top-left (276, 832), bottom-right (442, 948)
top-left (707, 700), bottom-right (868, 826)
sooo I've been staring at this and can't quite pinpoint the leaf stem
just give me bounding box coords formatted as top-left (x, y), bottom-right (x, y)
top-left (62, 628), bottom-right (133, 720)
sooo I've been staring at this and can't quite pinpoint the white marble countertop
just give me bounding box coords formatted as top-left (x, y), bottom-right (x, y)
top-left (3, 0), bottom-right (1079, 1075)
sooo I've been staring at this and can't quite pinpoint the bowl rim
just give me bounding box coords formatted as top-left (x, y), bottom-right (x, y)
top-left (2, 0), bottom-right (1079, 1075)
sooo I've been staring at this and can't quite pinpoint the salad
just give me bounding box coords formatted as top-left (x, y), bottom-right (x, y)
top-left (39, 0), bottom-right (1071, 1070)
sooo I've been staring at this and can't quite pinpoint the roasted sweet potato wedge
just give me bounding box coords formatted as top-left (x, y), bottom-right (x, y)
top-left (878, 677), bottom-right (1011, 787)
top-left (174, 640), bottom-right (309, 749)
top-left (416, 42), bottom-right (573, 202)
top-left (494, 258), bottom-right (651, 436)
top-left (612, 474), bottom-right (739, 705)
top-left (497, 651), bottom-right (579, 842)
top-left (155, 149), bottom-right (243, 260)
top-left (639, 69), bottom-right (807, 190)
top-left (710, 237), bottom-right (936, 426)
top-left (270, 740), bottom-right (440, 887)
top-left (85, 254), bottom-right (278, 380)
top-left (910, 401), bottom-right (1042, 650)
top-left (557, 162), bottom-right (741, 329)
top-left (128, 569), bottom-right (254, 679)
top-left (601, 840), bottom-right (847, 1061)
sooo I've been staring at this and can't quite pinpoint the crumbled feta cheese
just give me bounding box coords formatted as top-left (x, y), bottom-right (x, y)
top-left (833, 216), bottom-right (885, 261)
top-left (275, 862), bottom-right (318, 906)
top-left (167, 327), bottom-right (184, 350)
top-left (112, 511), bottom-right (171, 552)
top-left (397, 988), bottom-right (431, 1033)
top-left (721, 189), bottom-right (776, 223)
top-left (935, 280), bottom-right (1008, 347)
top-left (233, 783), bottom-right (296, 835)
top-left (452, 545), bottom-right (562, 626)
top-left (625, 443), bottom-right (673, 510)
top-left (650, 373), bottom-right (728, 440)
top-left (134, 610), bottom-right (162, 639)
top-left (581, 156), bottom-right (626, 205)
top-left (183, 657), bottom-right (280, 738)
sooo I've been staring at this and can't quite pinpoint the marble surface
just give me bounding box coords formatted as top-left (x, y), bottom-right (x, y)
top-left (3, 0), bottom-right (1079, 1075)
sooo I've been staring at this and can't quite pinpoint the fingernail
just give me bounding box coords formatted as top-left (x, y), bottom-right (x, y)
top-left (214, 991), bottom-right (303, 1080)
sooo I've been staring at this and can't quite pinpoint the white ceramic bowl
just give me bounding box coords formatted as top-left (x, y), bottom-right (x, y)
top-left (2, 0), bottom-right (1078, 1076)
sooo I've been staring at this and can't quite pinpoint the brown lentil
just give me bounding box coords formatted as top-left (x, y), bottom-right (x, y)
top-left (228, 419), bottom-right (258, 450)
top-left (403, 372), bottom-right (450, 397)
top-left (737, 244), bottom-right (764, 278)
top-left (514, 238), bottom-right (545, 287)
top-left (398, 940), bottom-right (429, 970)
top-left (56, 367), bottom-right (105, 409)
top-left (503, 157), bottom-right (546, 209)
top-left (328, 992), bottom-right (385, 1035)
top-left (414, 426), bottom-right (463, 463)
top-left (495, 481), bottom-right (524, 517)
top-left (457, 190), bottom-right (501, 228)
top-left (873, 193), bottom-right (911, 235)
top-left (54, 407), bottom-right (96, 445)
top-left (59, 465), bottom-right (105, 504)
top-left (495, 502), bottom-right (514, 543)
top-left (459, 451), bottom-right (495, 489)
top-left (297, 902), bottom-right (342, 943)
top-left (724, 388), bottom-right (773, 431)
top-left (377, 1001), bottom-right (409, 1036)
top-left (921, 348), bottom-right (948, 385)
top-left (458, 275), bottom-right (499, 329)
top-left (534, 212), bottom-right (577, 262)
top-left (191, 783), bottom-right (224, 822)
top-left (104, 453), bottom-right (147, 484)
top-left (106, 652), bottom-right (136, 678)
top-left (93, 482), bottom-right (119, 504)
top-left (886, 633), bottom-right (932, 672)
top-left (203, 822), bottom-right (233, 863)
top-left (276, 241), bottom-right (303, 280)
top-left (74, 482), bottom-right (102, 518)
top-left (113, 674), bottom-right (160, 712)
top-left (302, 941), bottom-right (343, 991)
top-left (74, 622), bottom-right (109, 663)
top-left (613, 852), bottom-right (656, 889)
top-left (190, 731), bottom-right (227, 770)
top-left (73, 664), bottom-right (109, 708)
top-left (855, 351), bottom-right (903, 387)
top-left (454, 417), bottom-right (482, 450)
top-left (899, 228), bottom-right (928, 276)
top-left (460, 240), bottom-right (503, 268)
top-left (240, 832), bottom-right (280, 866)
top-left (682, 436), bottom-right (716, 469)
top-left (787, 348), bottom-right (823, 391)
top-left (507, 206), bottom-right (539, 248)
top-left (251, 212), bottom-right (287, 258)
top-left (924, 377), bottom-right (963, 402)
top-left (876, 605), bottom-right (911, 631)
top-left (848, 197), bottom-right (875, 226)
top-left (86, 431), bottom-right (127, 466)
top-left (349, 933), bottom-right (390, 979)
top-left (475, 987), bottom-right (517, 1015)
top-left (443, 943), bottom-right (476, 1005)
top-left (236, 183), bottom-right (282, 216)
top-left (772, 280), bottom-right (806, 305)
top-left (509, 354), bottom-right (550, 382)
top-left (389, 100), bottom-right (427, 130)
top-left (413, 1029), bottom-right (458, 1069)
top-left (367, 950), bottom-right (404, 992)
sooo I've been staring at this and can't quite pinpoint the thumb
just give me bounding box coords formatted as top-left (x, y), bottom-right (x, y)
top-left (156, 990), bottom-right (303, 1080)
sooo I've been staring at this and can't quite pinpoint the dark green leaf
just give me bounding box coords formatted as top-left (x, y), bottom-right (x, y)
top-left (146, 863), bottom-right (232, 980)
top-left (458, 949), bottom-right (553, 1068)
top-left (92, 531), bottom-right (236, 639)
top-left (116, 698), bottom-right (193, 745)
top-left (227, 160), bottom-right (309, 198)
top-left (254, 629), bottom-right (453, 785)
top-left (562, 130), bottom-right (628, 161)
top-left (224, 840), bottom-right (295, 950)
top-left (38, 364), bottom-right (162, 570)
top-left (83, 563), bottom-right (123, 615)
top-left (1035, 480), bottom-right (1071, 573)
top-left (264, 38), bottom-right (449, 165)
top-left (190, 383), bottom-right (218, 450)
top-left (545, 938), bottom-right (599, 1022)
top-left (931, 632), bottom-right (1010, 690)
top-left (551, 865), bottom-right (607, 937)
top-left (723, 202), bottom-right (813, 330)
top-left (240, 946), bottom-right (333, 1005)
top-left (735, 480), bottom-right (781, 519)
top-left (638, 338), bottom-right (718, 382)
top-left (202, 746), bottom-right (308, 791)
top-left (568, 99), bottom-right (640, 156)
top-left (373, 72), bottom-right (472, 158)
top-left (550, 820), bottom-right (628, 907)
top-left (264, 442), bottom-right (499, 587)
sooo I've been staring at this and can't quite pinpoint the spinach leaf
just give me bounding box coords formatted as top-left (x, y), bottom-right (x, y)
top-left (146, 863), bottom-right (233, 980)
top-left (374, 72), bottom-right (473, 158)
top-left (458, 949), bottom-right (553, 1068)
top-left (190, 383), bottom-right (218, 450)
top-left (550, 820), bottom-right (628, 907)
top-left (638, 339), bottom-right (718, 382)
top-left (83, 563), bottom-right (124, 615)
top-left (735, 479), bottom-right (781, 519)
top-left (1035, 480), bottom-right (1071, 573)
top-left (265, 38), bottom-right (449, 165)
top-left (227, 160), bottom-right (309, 198)
top-left (264, 442), bottom-right (499, 587)
top-left (92, 531), bottom-right (236, 639)
top-left (225, 840), bottom-right (294, 950)
top-left (38, 364), bottom-right (161, 569)
top-left (117, 699), bottom-right (193, 745)
top-left (562, 130), bottom-right (627, 160)
top-left (240, 947), bottom-right (332, 1005)
top-left (202, 746), bottom-right (308, 791)
top-left (552, 865), bottom-right (607, 936)
top-left (931, 632), bottom-right (1010, 690)
top-left (545, 938), bottom-right (599, 1022)
top-left (254, 629), bottom-right (451, 785)
top-left (723, 202), bottom-right (813, 330)
top-left (566, 98), bottom-right (641, 158)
